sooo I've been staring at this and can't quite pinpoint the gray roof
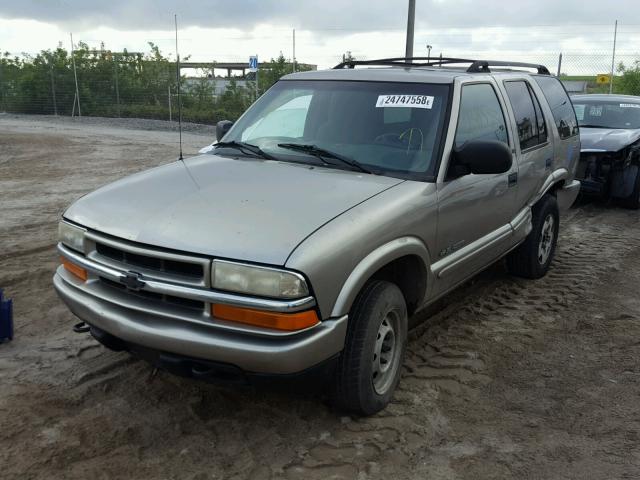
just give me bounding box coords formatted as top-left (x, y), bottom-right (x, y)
top-left (282, 65), bottom-right (546, 84)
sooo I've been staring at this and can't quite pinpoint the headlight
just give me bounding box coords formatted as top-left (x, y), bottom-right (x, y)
top-left (212, 260), bottom-right (309, 299)
top-left (58, 221), bottom-right (86, 253)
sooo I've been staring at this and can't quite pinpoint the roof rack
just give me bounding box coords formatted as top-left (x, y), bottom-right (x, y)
top-left (333, 57), bottom-right (550, 75)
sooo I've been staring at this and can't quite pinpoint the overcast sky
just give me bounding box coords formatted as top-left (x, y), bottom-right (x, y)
top-left (0, 1), bottom-right (638, 72)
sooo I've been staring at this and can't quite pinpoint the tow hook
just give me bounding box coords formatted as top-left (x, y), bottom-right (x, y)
top-left (72, 321), bottom-right (90, 334)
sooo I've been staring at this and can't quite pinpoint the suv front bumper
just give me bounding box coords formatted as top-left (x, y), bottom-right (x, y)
top-left (54, 268), bottom-right (348, 375)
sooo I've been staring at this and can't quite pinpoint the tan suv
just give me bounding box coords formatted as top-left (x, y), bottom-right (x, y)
top-left (55, 57), bottom-right (580, 415)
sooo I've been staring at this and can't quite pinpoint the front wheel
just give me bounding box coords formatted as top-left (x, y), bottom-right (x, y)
top-left (507, 194), bottom-right (559, 279)
top-left (332, 280), bottom-right (407, 415)
top-left (619, 166), bottom-right (640, 210)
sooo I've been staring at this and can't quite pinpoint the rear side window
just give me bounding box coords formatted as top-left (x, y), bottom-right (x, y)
top-left (530, 85), bottom-right (548, 144)
top-left (454, 83), bottom-right (508, 148)
top-left (533, 76), bottom-right (578, 139)
top-left (504, 81), bottom-right (548, 150)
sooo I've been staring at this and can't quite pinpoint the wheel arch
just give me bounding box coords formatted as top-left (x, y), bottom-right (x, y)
top-left (330, 237), bottom-right (431, 318)
top-left (535, 168), bottom-right (568, 203)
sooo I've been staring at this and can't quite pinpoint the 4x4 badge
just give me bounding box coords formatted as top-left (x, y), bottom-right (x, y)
top-left (120, 271), bottom-right (145, 291)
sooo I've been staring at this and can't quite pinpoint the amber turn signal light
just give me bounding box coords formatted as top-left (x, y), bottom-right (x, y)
top-left (61, 257), bottom-right (88, 281)
top-left (211, 304), bottom-right (319, 331)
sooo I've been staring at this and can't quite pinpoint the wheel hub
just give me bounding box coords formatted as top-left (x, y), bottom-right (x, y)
top-left (372, 311), bottom-right (400, 395)
top-left (538, 214), bottom-right (555, 265)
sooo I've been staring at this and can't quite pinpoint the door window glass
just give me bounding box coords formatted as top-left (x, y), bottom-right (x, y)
top-left (529, 84), bottom-right (548, 144)
top-left (454, 83), bottom-right (508, 149)
top-left (505, 81), bottom-right (548, 149)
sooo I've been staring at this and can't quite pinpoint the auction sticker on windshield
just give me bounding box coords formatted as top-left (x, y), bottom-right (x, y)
top-left (620, 103), bottom-right (640, 109)
top-left (376, 94), bottom-right (434, 109)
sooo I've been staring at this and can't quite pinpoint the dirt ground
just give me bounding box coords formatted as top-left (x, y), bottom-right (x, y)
top-left (0, 115), bottom-right (639, 480)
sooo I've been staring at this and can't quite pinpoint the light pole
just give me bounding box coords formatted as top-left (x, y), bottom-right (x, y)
top-left (405, 0), bottom-right (416, 59)
top-left (426, 44), bottom-right (432, 63)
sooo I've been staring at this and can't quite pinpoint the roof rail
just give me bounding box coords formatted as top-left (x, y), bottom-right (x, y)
top-left (333, 57), bottom-right (551, 75)
top-left (333, 57), bottom-right (475, 69)
top-left (466, 60), bottom-right (550, 75)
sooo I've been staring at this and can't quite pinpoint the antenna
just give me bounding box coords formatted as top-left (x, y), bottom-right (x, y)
top-left (174, 14), bottom-right (183, 161)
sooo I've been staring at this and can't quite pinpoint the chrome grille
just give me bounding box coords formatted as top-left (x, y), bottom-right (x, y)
top-left (85, 231), bottom-right (211, 289)
top-left (95, 242), bottom-right (204, 279)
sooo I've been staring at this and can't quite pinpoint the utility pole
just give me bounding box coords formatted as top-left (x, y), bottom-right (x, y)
top-left (609, 20), bottom-right (618, 94)
top-left (557, 52), bottom-right (563, 77)
top-left (48, 56), bottom-right (58, 116)
top-left (426, 44), bottom-right (432, 63)
top-left (113, 54), bottom-right (121, 117)
top-left (292, 29), bottom-right (296, 73)
top-left (405, 0), bottom-right (416, 60)
top-left (70, 33), bottom-right (81, 116)
top-left (174, 14), bottom-right (183, 160)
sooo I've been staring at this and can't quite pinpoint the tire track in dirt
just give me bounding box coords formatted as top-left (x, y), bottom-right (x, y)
top-left (279, 209), bottom-right (640, 478)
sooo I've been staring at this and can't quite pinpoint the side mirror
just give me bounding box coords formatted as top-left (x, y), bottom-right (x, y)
top-left (451, 140), bottom-right (512, 176)
top-left (216, 120), bottom-right (234, 141)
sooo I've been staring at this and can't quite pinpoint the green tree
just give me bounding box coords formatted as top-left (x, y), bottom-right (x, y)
top-left (257, 52), bottom-right (313, 94)
top-left (616, 60), bottom-right (640, 96)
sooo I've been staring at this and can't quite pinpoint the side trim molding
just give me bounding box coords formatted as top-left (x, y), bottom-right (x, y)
top-left (431, 205), bottom-right (533, 280)
top-left (431, 224), bottom-right (512, 279)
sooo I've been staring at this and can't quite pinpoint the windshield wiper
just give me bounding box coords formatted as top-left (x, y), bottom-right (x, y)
top-left (214, 141), bottom-right (277, 160)
top-left (579, 124), bottom-right (612, 129)
top-left (277, 143), bottom-right (373, 174)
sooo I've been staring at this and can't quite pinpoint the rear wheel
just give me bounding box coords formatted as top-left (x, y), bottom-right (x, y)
top-left (507, 194), bottom-right (559, 279)
top-left (332, 280), bottom-right (407, 415)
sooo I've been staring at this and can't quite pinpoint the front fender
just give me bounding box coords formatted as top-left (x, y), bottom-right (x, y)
top-left (330, 236), bottom-right (431, 317)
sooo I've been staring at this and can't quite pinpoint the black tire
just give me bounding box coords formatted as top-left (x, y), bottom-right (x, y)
top-left (619, 167), bottom-right (640, 210)
top-left (507, 194), bottom-right (559, 279)
top-left (332, 280), bottom-right (407, 416)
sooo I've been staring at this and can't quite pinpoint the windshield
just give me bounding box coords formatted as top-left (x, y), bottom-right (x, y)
top-left (221, 80), bottom-right (450, 180)
top-left (573, 100), bottom-right (640, 129)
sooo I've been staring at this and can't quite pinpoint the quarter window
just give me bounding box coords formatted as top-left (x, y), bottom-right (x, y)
top-left (533, 76), bottom-right (579, 139)
top-left (454, 83), bottom-right (508, 148)
top-left (530, 84), bottom-right (548, 144)
top-left (504, 81), bottom-right (548, 150)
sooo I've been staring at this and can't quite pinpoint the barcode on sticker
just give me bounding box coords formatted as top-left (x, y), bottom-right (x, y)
top-left (376, 95), bottom-right (434, 109)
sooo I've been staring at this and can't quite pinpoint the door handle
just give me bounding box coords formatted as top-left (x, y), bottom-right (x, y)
top-left (508, 172), bottom-right (518, 187)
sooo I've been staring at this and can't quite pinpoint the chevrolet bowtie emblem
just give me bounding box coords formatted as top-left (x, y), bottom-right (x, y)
top-left (120, 271), bottom-right (145, 291)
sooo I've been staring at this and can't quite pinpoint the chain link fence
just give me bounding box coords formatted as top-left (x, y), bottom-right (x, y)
top-left (1, 47), bottom-right (639, 124)
top-left (0, 48), bottom-right (257, 124)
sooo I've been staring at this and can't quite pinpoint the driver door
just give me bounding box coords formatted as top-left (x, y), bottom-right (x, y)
top-left (432, 80), bottom-right (519, 295)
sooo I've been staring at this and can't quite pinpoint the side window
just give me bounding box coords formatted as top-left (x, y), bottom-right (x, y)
top-left (504, 81), bottom-right (548, 150)
top-left (533, 76), bottom-right (579, 139)
top-left (529, 84), bottom-right (548, 144)
top-left (505, 81), bottom-right (538, 150)
top-left (454, 83), bottom-right (508, 148)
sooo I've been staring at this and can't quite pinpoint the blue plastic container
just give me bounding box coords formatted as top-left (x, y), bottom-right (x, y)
top-left (0, 289), bottom-right (13, 342)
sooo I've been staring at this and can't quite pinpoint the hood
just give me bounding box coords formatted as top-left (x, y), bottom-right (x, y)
top-left (580, 127), bottom-right (640, 153)
top-left (64, 154), bottom-right (403, 265)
